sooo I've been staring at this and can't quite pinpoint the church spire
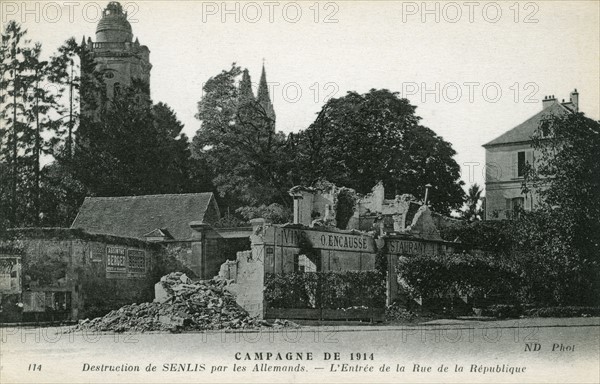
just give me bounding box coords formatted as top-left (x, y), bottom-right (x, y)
top-left (238, 68), bottom-right (255, 103)
top-left (257, 62), bottom-right (276, 124)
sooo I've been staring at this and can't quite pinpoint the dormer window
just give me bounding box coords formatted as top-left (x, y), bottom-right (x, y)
top-left (540, 120), bottom-right (551, 138)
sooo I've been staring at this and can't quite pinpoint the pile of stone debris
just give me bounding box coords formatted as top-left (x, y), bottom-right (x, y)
top-left (72, 272), bottom-right (296, 333)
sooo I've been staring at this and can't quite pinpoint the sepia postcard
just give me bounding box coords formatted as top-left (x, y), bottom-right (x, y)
top-left (0, 1), bottom-right (599, 383)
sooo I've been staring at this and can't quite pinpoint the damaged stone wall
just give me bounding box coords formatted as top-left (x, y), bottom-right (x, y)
top-left (289, 181), bottom-right (437, 238)
top-left (217, 219), bottom-right (460, 314)
top-left (219, 249), bottom-right (264, 319)
top-left (0, 229), bottom-right (164, 322)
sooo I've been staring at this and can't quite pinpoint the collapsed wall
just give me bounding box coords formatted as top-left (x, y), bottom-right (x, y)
top-left (289, 181), bottom-right (437, 237)
top-left (218, 250), bottom-right (264, 319)
top-left (72, 272), bottom-right (275, 332)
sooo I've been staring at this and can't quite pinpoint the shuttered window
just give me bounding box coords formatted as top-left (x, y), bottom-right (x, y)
top-left (517, 151), bottom-right (526, 177)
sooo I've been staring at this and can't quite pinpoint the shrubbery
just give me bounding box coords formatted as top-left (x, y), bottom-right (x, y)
top-left (436, 210), bottom-right (600, 308)
top-left (265, 271), bottom-right (385, 309)
top-left (524, 306), bottom-right (600, 318)
top-left (398, 253), bottom-right (519, 304)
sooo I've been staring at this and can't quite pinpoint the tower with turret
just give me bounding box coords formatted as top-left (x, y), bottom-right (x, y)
top-left (80, 1), bottom-right (152, 107)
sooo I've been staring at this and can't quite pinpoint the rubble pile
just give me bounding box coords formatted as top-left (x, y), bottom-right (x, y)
top-left (72, 272), bottom-right (297, 332)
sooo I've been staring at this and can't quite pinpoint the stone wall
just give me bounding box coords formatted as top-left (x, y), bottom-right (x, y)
top-left (217, 221), bottom-right (462, 316)
top-left (220, 250), bottom-right (264, 319)
top-left (0, 229), bottom-right (165, 322)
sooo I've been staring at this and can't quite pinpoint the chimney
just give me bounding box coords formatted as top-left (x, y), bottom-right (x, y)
top-left (424, 184), bottom-right (432, 205)
top-left (569, 88), bottom-right (579, 112)
top-left (542, 95), bottom-right (557, 109)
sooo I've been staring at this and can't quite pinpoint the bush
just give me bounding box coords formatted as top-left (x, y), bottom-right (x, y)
top-left (265, 271), bottom-right (385, 309)
top-left (439, 220), bottom-right (514, 251)
top-left (481, 304), bottom-right (523, 319)
top-left (524, 306), bottom-right (600, 318)
top-left (385, 303), bottom-right (417, 322)
top-left (439, 211), bottom-right (600, 308)
top-left (398, 253), bottom-right (519, 303)
top-left (237, 203), bottom-right (293, 224)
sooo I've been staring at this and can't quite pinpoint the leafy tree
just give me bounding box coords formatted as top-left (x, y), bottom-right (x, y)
top-left (73, 79), bottom-right (152, 195)
top-left (294, 89), bottom-right (465, 215)
top-left (450, 113), bottom-right (600, 306)
top-left (527, 112), bottom-right (600, 260)
top-left (191, 64), bottom-right (292, 211)
top-left (151, 102), bottom-right (197, 193)
top-left (236, 203), bottom-right (293, 224)
top-left (461, 183), bottom-right (483, 221)
top-left (71, 79), bottom-right (197, 198)
top-left (519, 112), bottom-right (600, 305)
top-left (38, 161), bottom-right (87, 227)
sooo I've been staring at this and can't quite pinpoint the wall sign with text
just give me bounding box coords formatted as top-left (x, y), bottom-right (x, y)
top-left (105, 247), bottom-right (147, 278)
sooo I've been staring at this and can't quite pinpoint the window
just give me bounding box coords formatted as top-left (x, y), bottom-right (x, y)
top-left (517, 151), bottom-right (526, 177)
top-left (127, 250), bottom-right (146, 274)
top-left (296, 254), bottom-right (317, 273)
top-left (103, 71), bottom-right (115, 79)
top-left (512, 197), bottom-right (524, 211)
top-left (540, 121), bottom-right (551, 138)
top-left (505, 197), bottom-right (525, 219)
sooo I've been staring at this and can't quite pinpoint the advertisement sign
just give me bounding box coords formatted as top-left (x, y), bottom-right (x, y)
top-left (106, 246), bottom-right (127, 274)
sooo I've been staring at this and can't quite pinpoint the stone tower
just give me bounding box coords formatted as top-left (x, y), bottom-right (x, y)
top-left (81, 2), bottom-right (152, 102)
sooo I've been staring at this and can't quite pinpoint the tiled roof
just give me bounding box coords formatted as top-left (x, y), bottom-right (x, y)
top-left (71, 193), bottom-right (219, 241)
top-left (483, 102), bottom-right (571, 147)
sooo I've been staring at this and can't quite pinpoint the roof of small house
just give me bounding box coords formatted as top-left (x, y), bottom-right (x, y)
top-left (71, 193), bottom-right (219, 241)
top-left (483, 102), bottom-right (571, 147)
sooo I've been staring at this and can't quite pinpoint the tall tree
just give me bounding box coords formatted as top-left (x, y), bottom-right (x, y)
top-left (22, 43), bottom-right (60, 225)
top-left (191, 64), bottom-right (291, 210)
top-left (1, 21), bottom-right (57, 226)
top-left (294, 89), bottom-right (465, 214)
top-left (0, 21), bottom-right (29, 226)
top-left (48, 37), bottom-right (81, 159)
top-left (72, 79), bottom-right (196, 197)
top-left (152, 102), bottom-right (197, 193)
top-left (514, 112), bottom-right (600, 305)
top-left (35, 37), bottom-right (92, 227)
top-left (528, 113), bottom-right (600, 263)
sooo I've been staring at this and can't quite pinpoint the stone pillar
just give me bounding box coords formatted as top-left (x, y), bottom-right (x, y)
top-left (371, 182), bottom-right (385, 212)
top-left (220, 219), bottom-right (267, 318)
top-left (189, 221), bottom-right (210, 278)
top-left (225, 249), bottom-right (265, 319)
top-left (289, 190), bottom-right (315, 226)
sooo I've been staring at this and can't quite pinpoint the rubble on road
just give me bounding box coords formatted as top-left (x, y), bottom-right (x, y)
top-left (70, 272), bottom-right (298, 333)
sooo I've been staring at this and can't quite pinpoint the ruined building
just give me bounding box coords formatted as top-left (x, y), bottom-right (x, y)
top-left (289, 182), bottom-right (445, 241)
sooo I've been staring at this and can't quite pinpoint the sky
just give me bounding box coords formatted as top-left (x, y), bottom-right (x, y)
top-left (4, 0), bottom-right (599, 193)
